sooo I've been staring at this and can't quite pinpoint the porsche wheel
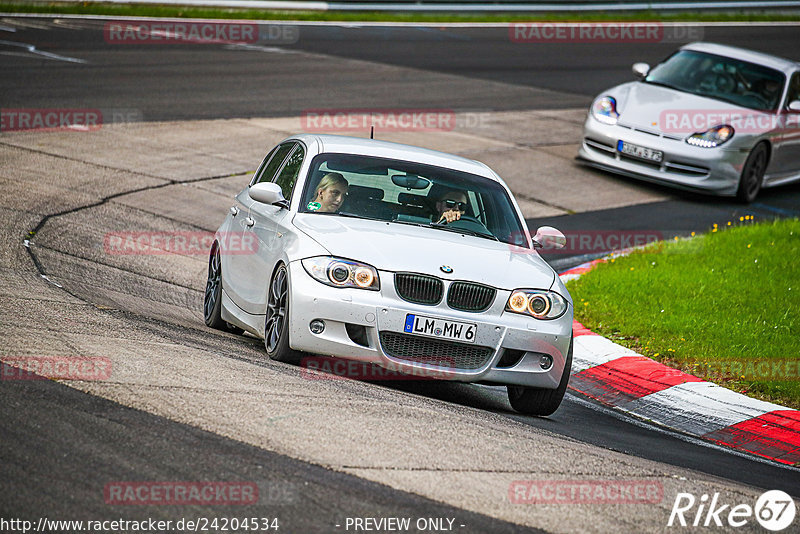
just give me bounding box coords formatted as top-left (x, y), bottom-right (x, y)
top-left (736, 143), bottom-right (768, 203)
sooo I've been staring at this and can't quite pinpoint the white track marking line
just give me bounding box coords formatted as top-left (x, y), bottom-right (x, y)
top-left (0, 39), bottom-right (86, 63)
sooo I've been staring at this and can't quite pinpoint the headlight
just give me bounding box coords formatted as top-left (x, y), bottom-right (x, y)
top-left (302, 257), bottom-right (380, 290)
top-left (686, 124), bottom-right (734, 148)
top-left (505, 290), bottom-right (568, 320)
top-left (592, 96), bottom-right (619, 125)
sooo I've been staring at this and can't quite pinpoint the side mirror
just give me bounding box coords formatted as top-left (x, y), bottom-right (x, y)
top-left (249, 182), bottom-right (288, 208)
top-left (632, 62), bottom-right (650, 80)
top-left (533, 226), bottom-right (566, 250)
top-left (788, 100), bottom-right (800, 112)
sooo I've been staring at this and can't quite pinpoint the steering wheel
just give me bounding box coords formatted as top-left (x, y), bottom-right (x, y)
top-left (700, 72), bottom-right (737, 94)
top-left (435, 214), bottom-right (494, 237)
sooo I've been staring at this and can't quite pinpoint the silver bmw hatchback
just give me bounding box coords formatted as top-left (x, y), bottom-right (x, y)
top-left (204, 134), bottom-right (573, 415)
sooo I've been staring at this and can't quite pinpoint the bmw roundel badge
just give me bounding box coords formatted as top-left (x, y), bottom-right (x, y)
top-left (440, 265), bottom-right (453, 273)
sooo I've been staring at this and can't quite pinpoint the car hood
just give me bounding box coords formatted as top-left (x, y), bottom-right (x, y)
top-left (613, 82), bottom-right (762, 134)
top-left (293, 213), bottom-right (556, 291)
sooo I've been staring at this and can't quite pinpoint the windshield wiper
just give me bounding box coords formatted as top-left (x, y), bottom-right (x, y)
top-left (643, 80), bottom-right (682, 92)
top-left (429, 224), bottom-right (499, 242)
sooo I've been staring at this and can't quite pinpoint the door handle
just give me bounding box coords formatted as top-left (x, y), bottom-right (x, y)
top-left (230, 206), bottom-right (239, 216)
top-left (245, 217), bottom-right (255, 227)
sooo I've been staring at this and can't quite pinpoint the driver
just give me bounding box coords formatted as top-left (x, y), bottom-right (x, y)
top-left (433, 190), bottom-right (468, 224)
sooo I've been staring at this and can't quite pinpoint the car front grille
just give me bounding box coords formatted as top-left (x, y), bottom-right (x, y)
top-left (379, 332), bottom-right (493, 370)
top-left (447, 282), bottom-right (496, 312)
top-left (394, 273), bottom-right (443, 305)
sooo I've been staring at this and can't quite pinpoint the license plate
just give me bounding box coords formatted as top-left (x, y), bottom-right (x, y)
top-left (403, 314), bottom-right (476, 343)
top-left (617, 140), bottom-right (663, 163)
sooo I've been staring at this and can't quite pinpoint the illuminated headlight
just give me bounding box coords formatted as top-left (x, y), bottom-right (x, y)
top-left (505, 290), bottom-right (568, 320)
top-left (591, 96), bottom-right (619, 125)
top-left (686, 125), bottom-right (734, 148)
top-left (302, 257), bottom-right (380, 290)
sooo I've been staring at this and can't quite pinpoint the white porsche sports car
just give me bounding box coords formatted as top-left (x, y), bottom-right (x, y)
top-left (579, 42), bottom-right (800, 202)
top-left (204, 134), bottom-right (573, 415)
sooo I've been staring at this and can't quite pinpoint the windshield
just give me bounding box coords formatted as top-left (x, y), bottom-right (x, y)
top-left (299, 152), bottom-right (530, 248)
top-left (645, 50), bottom-right (786, 111)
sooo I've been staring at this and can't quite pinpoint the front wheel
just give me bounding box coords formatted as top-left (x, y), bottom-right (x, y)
top-left (507, 335), bottom-right (573, 416)
top-left (203, 242), bottom-right (242, 334)
top-left (736, 143), bottom-right (768, 203)
top-left (264, 264), bottom-right (300, 363)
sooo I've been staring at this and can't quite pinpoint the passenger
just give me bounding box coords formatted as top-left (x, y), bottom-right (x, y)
top-left (312, 172), bottom-right (349, 213)
top-left (432, 190), bottom-right (469, 224)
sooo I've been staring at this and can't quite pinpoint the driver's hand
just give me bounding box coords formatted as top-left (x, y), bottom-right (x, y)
top-left (438, 209), bottom-right (462, 223)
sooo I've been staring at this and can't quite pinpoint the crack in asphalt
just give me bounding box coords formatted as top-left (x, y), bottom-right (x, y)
top-left (515, 192), bottom-right (575, 215)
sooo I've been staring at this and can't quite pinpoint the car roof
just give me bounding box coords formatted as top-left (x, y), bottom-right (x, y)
top-left (289, 133), bottom-right (500, 181)
top-left (680, 42), bottom-right (800, 74)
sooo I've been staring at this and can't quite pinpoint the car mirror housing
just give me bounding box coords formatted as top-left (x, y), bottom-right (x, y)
top-left (533, 226), bottom-right (566, 249)
top-left (249, 182), bottom-right (288, 208)
top-left (788, 100), bottom-right (800, 112)
top-left (632, 62), bottom-right (650, 79)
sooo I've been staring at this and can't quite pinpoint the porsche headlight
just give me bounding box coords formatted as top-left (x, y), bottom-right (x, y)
top-left (302, 257), bottom-right (380, 290)
top-left (592, 96), bottom-right (619, 125)
top-left (686, 124), bottom-right (734, 148)
top-left (505, 290), bottom-right (568, 320)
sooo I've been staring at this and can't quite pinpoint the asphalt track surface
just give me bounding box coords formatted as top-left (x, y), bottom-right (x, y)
top-left (2, 16), bottom-right (800, 532)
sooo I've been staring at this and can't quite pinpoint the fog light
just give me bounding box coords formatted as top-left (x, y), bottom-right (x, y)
top-left (539, 355), bottom-right (553, 370)
top-left (309, 319), bottom-right (325, 334)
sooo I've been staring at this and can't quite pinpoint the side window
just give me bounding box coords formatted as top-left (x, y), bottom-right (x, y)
top-left (274, 144), bottom-right (305, 201)
top-left (251, 145), bottom-right (278, 185)
top-left (255, 143), bottom-right (294, 184)
top-left (787, 72), bottom-right (800, 108)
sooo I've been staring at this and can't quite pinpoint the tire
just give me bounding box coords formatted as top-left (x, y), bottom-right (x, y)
top-left (264, 264), bottom-right (300, 363)
top-left (506, 335), bottom-right (573, 416)
top-left (203, 242), bottom-right (243, 334)
top-left (736, 143), bottom-right (768, 203)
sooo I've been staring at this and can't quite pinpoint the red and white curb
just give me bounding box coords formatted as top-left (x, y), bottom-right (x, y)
top-left (560, 257), bottom-right (800, 467)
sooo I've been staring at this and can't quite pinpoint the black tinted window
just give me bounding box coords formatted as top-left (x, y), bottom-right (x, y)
top-left (274, 145), bottom-right (304, 200)
top-left (256, 143), bottom-right (294, 184)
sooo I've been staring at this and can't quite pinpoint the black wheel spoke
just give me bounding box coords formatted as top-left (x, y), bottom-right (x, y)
top-left (204, 246), bottom-right (221, 323)
top-left (265, 266), bottom-right (289, 355)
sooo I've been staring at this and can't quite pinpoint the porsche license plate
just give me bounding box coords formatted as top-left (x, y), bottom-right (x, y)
top-left (617, 140), bottom-right (663, 163)
top-left (403, 314), bottom-right (476, 343)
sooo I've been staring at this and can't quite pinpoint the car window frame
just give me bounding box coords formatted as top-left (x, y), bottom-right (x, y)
top-left (250, 142), bottom-right (296, 187)
top-left (272, 142), bottom-right (306, 202)
top-left (784, 71), bottom-right (800, 111)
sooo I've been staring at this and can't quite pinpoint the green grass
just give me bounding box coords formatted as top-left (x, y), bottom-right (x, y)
top-left (3, 2), bottom-right (800, 22)
top-left (567, 217), bottom-right (800, 410)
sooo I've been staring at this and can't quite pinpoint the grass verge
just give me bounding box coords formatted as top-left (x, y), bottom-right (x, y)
top-left (566, 217), bottom-right (800, 410)
top-left (2, 2), bottom-right (800, 22)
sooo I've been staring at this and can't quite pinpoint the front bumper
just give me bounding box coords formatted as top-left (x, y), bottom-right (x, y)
top-left (286, 261), bottom-right (573, 389)
top-left (578, 115), bottom-right (749, 196)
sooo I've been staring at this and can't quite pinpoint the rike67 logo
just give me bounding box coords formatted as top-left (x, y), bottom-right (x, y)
top-left (668, 490), bottom-right (796, 531)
